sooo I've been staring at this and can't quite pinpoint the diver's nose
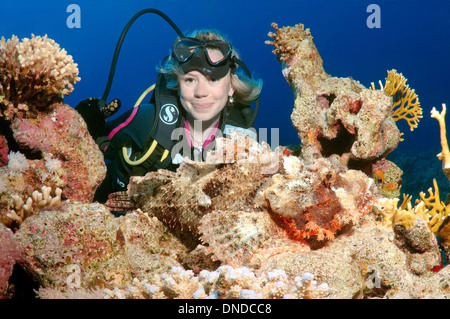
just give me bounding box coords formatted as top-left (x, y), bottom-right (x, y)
top-left (194, 78), bottom-right (209, 98)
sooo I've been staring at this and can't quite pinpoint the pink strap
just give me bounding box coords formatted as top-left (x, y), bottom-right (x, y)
top-left (107, 106), bottom-right (139, 140)
top-left (184, 120), bottom-right (219, 149)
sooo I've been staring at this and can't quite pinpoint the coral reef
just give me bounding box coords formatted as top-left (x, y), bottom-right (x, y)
top-left (36, 287), bottom-right (105, 299)
top-left (377, 179), bottom-right (450, 272)
top-left (103, 265), bottom-right (329, 299)
top-left (14, 205), bottom-right (188, 291)
top-left (371, 158), bottom-right (403, 198)
top-left (1, 23), bottom-right (448, 300)
top-left (393, 217), bottom-right (441, 275)
top-left (416, 179), bottom-right (450, 233)
top-left (259, 217), bottom-right (447, 298)
top-left (0, 35), bottom-right (106, 228)
top-left (266, 23), bottom-right (401, 172)
top-left (107, 132), bottom-right (376, 267)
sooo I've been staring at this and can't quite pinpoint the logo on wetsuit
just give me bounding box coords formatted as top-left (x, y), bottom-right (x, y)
top-left (159, 103), bottom-right (179, 125)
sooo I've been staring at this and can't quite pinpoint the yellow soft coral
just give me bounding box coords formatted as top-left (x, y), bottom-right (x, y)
top-left (378, 195), bottom-right (428, 230)
top-left (430, 103), bottom-right (450, 181)
top-left (384, 69), bottom-right (422, 130)
top-left (371, 70), bottom-right (422, 141)
top-left (416, 179), bottom-right (450, 233)
top-left (378, 179), bottom-right (450, 234)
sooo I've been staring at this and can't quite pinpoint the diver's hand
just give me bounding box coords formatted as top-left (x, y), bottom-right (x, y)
top-left (100, 98), bottom-right (121, 119)
top-left (75, 97), bottom-right (121, 140)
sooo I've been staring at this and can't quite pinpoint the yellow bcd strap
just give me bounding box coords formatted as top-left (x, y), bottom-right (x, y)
top-left (121, 84), bottom-right (170, 166)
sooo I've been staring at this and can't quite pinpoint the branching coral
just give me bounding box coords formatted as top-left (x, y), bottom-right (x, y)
top-left (377, 195), bottom-right (428, 230)
top-left (416, 179), bottom-right (450, 233)
top-left (7, 185), bottom-right (65, 227)
top-left (0, 34), bottom-right (80, 119)
top-left (372, 69), bottom-right (422, 141)
top-left (385, 70), bottom-right (422, 129)
top-left (103, 266), bottom-right (329, 299)
top-left (378, 179), bottom-right (450, 234)
top-left (376, 191), bottom-right (444, 275)
top-left (431, 103), bottom-right (450, 181)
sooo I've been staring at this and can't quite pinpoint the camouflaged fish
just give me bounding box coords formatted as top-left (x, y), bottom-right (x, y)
top-left (106, 132), bottom-right (376, 267)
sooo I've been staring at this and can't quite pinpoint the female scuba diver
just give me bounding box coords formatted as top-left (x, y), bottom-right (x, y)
top-left (76, 29), bottom-right (262, 203)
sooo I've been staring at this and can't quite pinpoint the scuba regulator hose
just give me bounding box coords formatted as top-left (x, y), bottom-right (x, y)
top-left (100, 8), bottom-right (184, 105)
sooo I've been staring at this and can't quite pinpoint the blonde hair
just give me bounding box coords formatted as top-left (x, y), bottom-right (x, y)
top-left (157, 29), bottom-right (262, 105)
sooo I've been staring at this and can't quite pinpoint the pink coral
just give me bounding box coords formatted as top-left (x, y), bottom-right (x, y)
top-left (14, 204), bottom-right (186, 291)
top-left (9, 103), bottom-right (106, 202)
top-left (0, 223), bottom-right (22, 298)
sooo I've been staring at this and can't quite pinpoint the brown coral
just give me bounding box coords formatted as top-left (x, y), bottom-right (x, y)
top-left (6, 185), bottom-right (64, 230)
top-left (0, 34), bottom-right (80, 119)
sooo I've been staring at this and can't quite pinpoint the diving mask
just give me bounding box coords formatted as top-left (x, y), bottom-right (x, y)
top-left (172, 37), bottom-right (235, 80)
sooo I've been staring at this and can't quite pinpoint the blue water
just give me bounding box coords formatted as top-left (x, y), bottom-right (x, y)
top-left (3, 0), bottom-right (450, 199)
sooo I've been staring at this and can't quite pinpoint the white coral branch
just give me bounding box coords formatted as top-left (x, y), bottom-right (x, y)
top-left (7, 185), bottom-right (66, 227)
top-left (104, 265), bottom-right (329, 299)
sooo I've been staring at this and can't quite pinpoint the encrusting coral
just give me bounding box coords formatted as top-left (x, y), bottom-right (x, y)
top-left (266, 23), bottom-right (401, 170)
top-left (371, 158), bottom-right (403, 199)
top-left (103, 265), bottom-right (329, 299)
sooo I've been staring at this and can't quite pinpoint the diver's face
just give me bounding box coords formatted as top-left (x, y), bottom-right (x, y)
top-left (178, 50), bottom-right (234, 124)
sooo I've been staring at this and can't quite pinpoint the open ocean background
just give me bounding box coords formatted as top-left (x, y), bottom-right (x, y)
top-left (2, 0), bottom-right (450, 202)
